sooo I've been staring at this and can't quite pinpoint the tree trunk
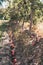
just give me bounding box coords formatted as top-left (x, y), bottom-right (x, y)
top-left (22, 21), bottom-right (24, 30)
top-left (29, 10), bottom-right (33, 36)
top-left (29, 12), bottom-right (33, 31)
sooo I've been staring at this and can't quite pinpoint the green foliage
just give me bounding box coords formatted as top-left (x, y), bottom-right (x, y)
top-left (7, 0), bottom-right (43, 23)
top-left (0, 0), bottom-right (43, 24)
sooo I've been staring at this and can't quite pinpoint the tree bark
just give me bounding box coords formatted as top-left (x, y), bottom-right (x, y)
top-left (22, 21), bottom-right (24, 30)
top-left (29, 9), bottom-right (33, 36)
top-left (29, 12), bottom-right (33, 31)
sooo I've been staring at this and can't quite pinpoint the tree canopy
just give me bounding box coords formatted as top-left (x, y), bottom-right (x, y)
top-left (0, 0), bottom-right (43, 24)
